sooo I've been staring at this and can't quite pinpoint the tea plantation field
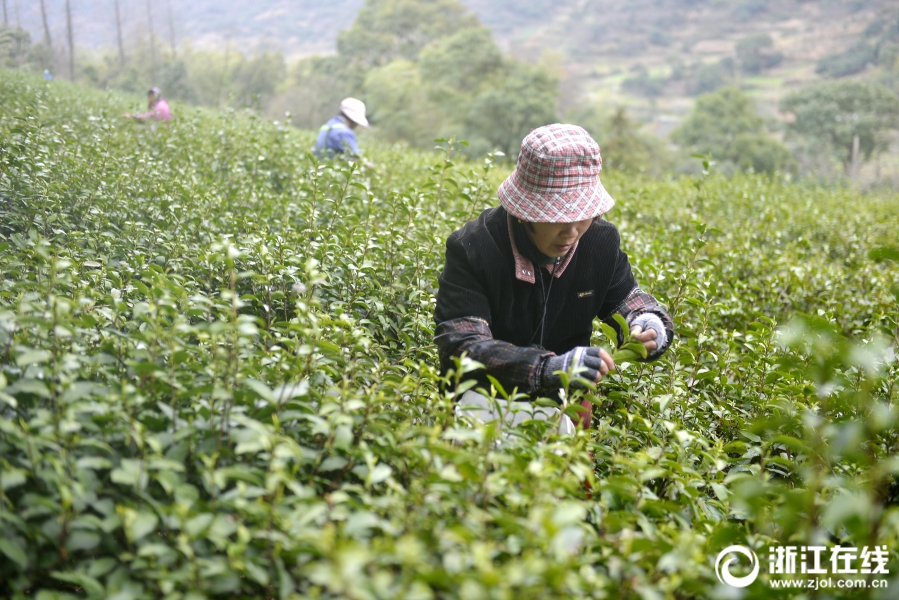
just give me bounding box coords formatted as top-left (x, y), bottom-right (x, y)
top-left (1, 69), bottom-right (899, 599)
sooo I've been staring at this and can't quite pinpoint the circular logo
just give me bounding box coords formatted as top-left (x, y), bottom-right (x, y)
top-left (715, 545), bottom-right (760, 588)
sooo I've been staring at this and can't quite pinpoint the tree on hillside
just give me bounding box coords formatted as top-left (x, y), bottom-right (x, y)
top-left (39, 0), bottom-right (52, 49)
top-left (231, 51), bottom-right (286, 109)
top-left (270, 56), bottom-right (355, 130)
top-left (735, 33), bottom-right (782, 74)
top-left (165, 0), bottom-right (177, 56)
top-left (278, 0), bottom-right (560, 157)
top-left (729, 133), bottom-right (795, 175)
top-left (600, 109), bottom-right (650, 171)
top-left (464, 62), bottom-right (557, 157)
top-left (159, 59), bottom-right (194, 103)
top-left (284, 0), bottom-right (481, 131)
top-left (145, 0), bottom-right (157, 84)
top-left (360, 37), bottom-right (557, 157)
top-left (673, 86), bottom-right (796, 174)
top-left (113, 0), bottom-right (125, 66)
top-left (364, 59), bottom-right (438, 147)
top-left (593, 107), bottom-right (672, 175)
top-left (684, 58), bottom-right (734, 96)
top-left (672, 86), bottom-right (763, 155)
top-left (816, 15), bottom-right (899, 79)
top-left (816, 42), bottom-right (876, 78)
top-left (621, 65), bottom-right (666, 98)
top-left (0, 25), bottom-right (30, 68)
top-left (415, 26), bottom-right (505, 140)
top-left (418, 27), bottom-right (503, 98)
top-left (331, 0), bottom-right (558, 158)
top-left (336, 0), bottom-right (478, 68)
top-left (65, 0), bottom-right (74, 79)
top-left (780, 80), bottom-right (899, 177)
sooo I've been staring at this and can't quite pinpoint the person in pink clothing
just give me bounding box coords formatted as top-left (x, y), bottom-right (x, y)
top-left (123, 87), bottom-right (172, 121)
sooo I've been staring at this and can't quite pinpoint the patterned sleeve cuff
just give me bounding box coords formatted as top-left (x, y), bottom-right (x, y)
top-left (434, 317), bottom-right (552, 394)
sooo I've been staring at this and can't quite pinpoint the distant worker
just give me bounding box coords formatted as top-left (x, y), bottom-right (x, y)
top-left (43, 69), bottom-right (53, 81)
top-left (313, 97), bottom-right (369, 158)
top-left (123, 87), bottom-right (172, 122)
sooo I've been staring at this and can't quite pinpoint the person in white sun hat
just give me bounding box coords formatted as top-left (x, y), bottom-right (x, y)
top-left (313, 97), bottom-right (369, 158)
top-left (434, 123), bottom-right (673, 435)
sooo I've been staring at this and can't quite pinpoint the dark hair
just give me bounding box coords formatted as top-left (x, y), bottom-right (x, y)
top-left (520, 216), bottom-right (601, 230)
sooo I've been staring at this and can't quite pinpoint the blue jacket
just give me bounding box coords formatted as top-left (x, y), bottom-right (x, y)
top-left (313, 116), bottom-right (360, 157)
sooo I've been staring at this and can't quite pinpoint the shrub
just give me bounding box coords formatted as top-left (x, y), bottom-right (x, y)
top-left (730, 132), bottom-right (797, 174)
top-left (780, 80), bottom-right (899, 175)
top-left (735, 33), bottom-right (784, 74)
top-left (648, 29), bottom-right (671, 47)
top-left (816, 42), bottom-right (877, 77)
top-left (733, 0), bottom-right (770, 22)
top-left (621, 71), bottom-right (666, 98)
top-left (0, 26), bottom-right (31, 69)
top-left (672, 86), bottom-right (762, 156)
top-left (685, 59), bottom-right (734, 96)
top-left (1, 69), bottom-right (898, 599)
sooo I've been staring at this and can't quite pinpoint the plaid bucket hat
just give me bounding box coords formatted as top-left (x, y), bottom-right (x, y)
top-left (498, 123), bottom-right (614, 223)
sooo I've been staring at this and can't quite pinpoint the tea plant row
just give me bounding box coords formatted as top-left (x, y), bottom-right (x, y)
top-left (1, 70), bottom-right (898, 599)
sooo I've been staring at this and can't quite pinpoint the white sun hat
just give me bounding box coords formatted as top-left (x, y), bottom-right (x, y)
top-left (340, 97), bottom-right (369, 128)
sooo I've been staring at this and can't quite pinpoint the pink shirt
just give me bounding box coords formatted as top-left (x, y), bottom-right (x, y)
top-left (135, 99), bottom-right (172, 121)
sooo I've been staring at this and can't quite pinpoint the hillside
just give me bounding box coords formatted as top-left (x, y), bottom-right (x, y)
top-left (542, 0), bottom-right (897, 121)
top-left (2, 67), bottom-right (899, 599)
top-left (20, 1), bottom-right (895, 116)
top-left (17, 0), bottom-right (364, 57)
top-left (14, 1), bottom-right (899, 189)
top-left (16, 0), bottom-right (899, 164)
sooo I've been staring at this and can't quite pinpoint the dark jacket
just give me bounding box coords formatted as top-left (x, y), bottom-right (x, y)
top-left (434, 206), bottom-right (672, 396)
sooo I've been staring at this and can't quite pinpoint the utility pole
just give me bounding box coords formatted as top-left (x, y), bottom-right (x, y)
top-left (65, 0), bottom-right (74, 79)
top-left (217, 32), bottom-right (232, 107)
top-left (849, 133), bottom-right (860, 182)
top-left (114, 0), bottom-right (125, 66)
top-left (166, 0), bottom-right (176, 57)
top-left (146, 0), bottom-right (157, 84)
top-left (39, 0), bottom-right (52, 48)
top-left (3, 0), bottom-right (8, 26)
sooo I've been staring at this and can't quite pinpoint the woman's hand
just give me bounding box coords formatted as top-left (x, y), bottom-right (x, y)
top-left (541, 346), bottom-right (616, 390)
top-left (630, 325), bottom-right (658, 353)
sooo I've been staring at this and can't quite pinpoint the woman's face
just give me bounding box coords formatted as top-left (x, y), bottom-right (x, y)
top-left (526, 217), bottom-right (595, 258)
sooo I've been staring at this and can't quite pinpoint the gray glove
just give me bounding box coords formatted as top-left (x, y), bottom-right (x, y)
top-left (628, 313), bottom-right (668, 359)
top-left (540, 346), bottom-right (611, 390)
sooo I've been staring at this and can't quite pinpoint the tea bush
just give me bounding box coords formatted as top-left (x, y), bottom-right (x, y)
top-left (1, 69), bottom-right (898, 599)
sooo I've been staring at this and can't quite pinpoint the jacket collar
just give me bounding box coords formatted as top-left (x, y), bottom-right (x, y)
top-left (507, 213), bottom-right (577, 284)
